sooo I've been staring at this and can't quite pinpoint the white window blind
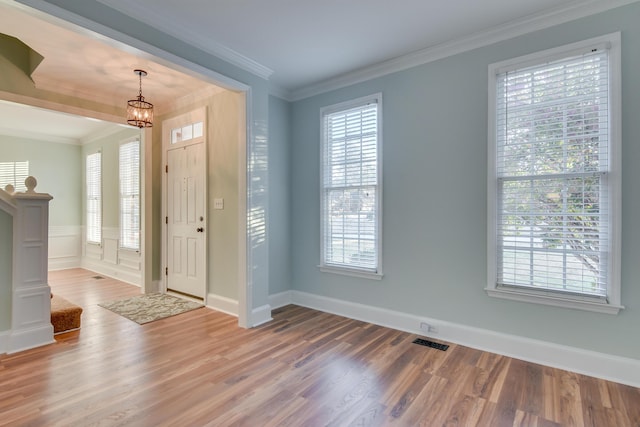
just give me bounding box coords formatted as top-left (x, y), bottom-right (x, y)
top-left (86, 152), bottom-right (102, 244)
top-left (119, 139), bottom-right (140, 250)
top-left (321, 94), bottom-right (382, 276)
top-left (0, 161), bottom-right (29, 192)
top-left (494, 45), bottom-right (612, 299)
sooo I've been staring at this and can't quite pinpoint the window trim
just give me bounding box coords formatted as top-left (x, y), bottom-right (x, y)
top-left (486, 33), bottom-right (622, 314)
top-left (319, 93), bottom-right (383, 280)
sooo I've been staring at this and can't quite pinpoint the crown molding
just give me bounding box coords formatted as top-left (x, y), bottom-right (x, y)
top-left (268, 83), bottom-right (292, 101)
top-left (94, 0), bottom-right (273, 81)
top-left (289, 0), bottom-right (640, 101)
top-left (79, 123), bottom-right (133, 145)
top-left (0, 125), bottom-right (79, 145)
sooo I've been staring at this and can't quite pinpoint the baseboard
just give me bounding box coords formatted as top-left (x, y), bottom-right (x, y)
top-left (7, 324), bottom-right (55, 354)
top-left (289, 290), bottom-right (640, 388)
top-left (268, 290), bottom-right (293, 309)
top-left (48, 257), bottom-right (81, 271)
top-left (0, 330), bottom-right (8, 354)
top-left (81, 259), bottom-right (141, 287)
top-left (151, 280), bottom-right (162, 294)
top-left (206, 293), bottom-right (239, 317)
top-left (251, 304), bottom-right (273, 327)
top-left (206, 295), bottom-right (273, 327)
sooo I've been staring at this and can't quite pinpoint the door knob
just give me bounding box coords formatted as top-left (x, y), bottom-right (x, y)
top-left (197, 227), bottom-right (204, 232)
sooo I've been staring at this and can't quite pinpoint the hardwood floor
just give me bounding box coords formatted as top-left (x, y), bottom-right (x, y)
top-left (1, 268), bottom-right (638, 426)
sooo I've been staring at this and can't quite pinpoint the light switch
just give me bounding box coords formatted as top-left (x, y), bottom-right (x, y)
top-left (214, 198), bottom-right (224, 210)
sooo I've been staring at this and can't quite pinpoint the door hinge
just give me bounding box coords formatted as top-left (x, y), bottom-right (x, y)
top-left (165, 216), bottom-right (168, 224)
top-left (165, 165), bottom-right (168, 173)
top-left (165, 267), bottom-right (168, 276)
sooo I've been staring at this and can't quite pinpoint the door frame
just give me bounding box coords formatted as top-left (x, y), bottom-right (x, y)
top-left (6, 0), bottom-right (253, 328)
top-left (161, 108), bottom-right (208, 302)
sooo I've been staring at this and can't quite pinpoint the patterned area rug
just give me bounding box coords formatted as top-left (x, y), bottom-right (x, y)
top-left (99, 293), bottom-right (203, 324)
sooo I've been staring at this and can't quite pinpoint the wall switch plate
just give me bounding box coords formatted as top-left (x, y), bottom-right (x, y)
top-left (214, 198), bottom-right (224, 210)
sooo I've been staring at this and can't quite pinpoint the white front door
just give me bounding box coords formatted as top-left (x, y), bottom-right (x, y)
top-left (166, 142), bottom-right (206, 298)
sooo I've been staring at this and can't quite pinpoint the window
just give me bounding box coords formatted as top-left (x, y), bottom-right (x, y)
top-left (320, 93), bottom-right (383, 279)
top-left (0, 161), bottom-right (29, 192)
top-left (171, 121), bottom-right (203, 144)
top-left (86, 152), bottom-right (102, 244)
top-left (119, 139), bottom-right (140, 251)
top-left (487, 33), bottom-right (621, 314)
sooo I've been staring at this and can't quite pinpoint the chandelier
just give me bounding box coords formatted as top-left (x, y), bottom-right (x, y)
top-left (127, 69), bottom-right (153, 128)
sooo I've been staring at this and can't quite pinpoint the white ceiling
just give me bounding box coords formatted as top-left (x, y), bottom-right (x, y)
top-left (93, 0), bottom-right (634, 93)
top-left (0, 0), bottom-right (636, 141)
top-left (0, 100), bottom-right (128, 145)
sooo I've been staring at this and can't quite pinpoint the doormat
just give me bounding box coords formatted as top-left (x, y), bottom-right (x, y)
top-left (99, 293), bottom-right (204, 325)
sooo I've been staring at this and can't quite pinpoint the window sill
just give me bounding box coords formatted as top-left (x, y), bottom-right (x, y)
top-left (485, 286), bottom-right (624, 315)
top-left (319, 265), bottom-right (383, 280)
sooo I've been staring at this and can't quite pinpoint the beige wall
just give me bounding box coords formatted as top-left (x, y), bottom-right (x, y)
top-left (2, 40), bottom-right (246, 303)
top-left (154, 89), bottom-right (244, 300)
top-left (208, 90), bottom-right (243, 300)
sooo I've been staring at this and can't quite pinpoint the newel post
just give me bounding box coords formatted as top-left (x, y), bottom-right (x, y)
top-left (7, 176), bottom-right (54, 353)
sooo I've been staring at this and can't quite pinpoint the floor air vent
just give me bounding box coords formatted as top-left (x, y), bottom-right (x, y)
top-left (92, 275), bottom-right (104, 280)
top-left (413, 338), bottom-right (449, 351)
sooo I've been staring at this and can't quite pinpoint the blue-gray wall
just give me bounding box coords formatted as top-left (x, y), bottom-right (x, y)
top-left (290, 3), bottom-right (640, 360)
top-left (268, 96), bottom-right (292, 295)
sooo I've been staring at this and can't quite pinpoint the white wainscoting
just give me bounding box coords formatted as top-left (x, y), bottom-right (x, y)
top-left (48, 226), bottom-right (81, 271)
top-left (267, 290), bottom-right (640, 389)
top-left (80, 227), bottom-right (141, 286)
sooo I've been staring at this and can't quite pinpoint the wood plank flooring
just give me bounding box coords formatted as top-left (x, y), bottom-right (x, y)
top-left (1, 268), bottom-right (638, 426)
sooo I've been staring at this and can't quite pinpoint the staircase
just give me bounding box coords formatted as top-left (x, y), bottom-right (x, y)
top-left (0, 176), bottom-right (55, 353)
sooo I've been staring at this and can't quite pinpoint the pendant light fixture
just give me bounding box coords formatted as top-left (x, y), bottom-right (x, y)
top-left (127, 69), bottom-right (153, 128)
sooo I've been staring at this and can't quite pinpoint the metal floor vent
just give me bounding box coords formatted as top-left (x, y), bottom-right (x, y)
top-left (413, 338), bottom-right (449, 351)
top-left (92, 275), bottom-right (105, 280)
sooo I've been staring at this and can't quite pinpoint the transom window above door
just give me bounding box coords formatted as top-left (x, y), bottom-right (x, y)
top-left (170, 121), bottom-right (203, 144)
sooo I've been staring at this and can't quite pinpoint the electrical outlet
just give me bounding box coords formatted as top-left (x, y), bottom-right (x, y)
top-left (420, 321), bottom-right (438, 334)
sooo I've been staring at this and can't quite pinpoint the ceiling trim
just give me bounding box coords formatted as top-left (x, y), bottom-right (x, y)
top-left (0, 124), bottom-right (79, 145)
top-left (80, 122), bottom-right (134, 145)
top-left (289, 0), bottom-right (639, 101)
top-left (94, 0), bottom-right (273, 81)
top-left (268, 84), bottom-right (291, 101)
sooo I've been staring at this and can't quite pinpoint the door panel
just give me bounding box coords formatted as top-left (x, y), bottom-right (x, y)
top-left (166, 143), bottom-right (205, 298)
